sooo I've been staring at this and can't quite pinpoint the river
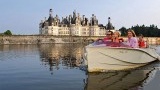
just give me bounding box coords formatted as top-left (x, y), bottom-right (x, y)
top-left (0, 44), bottom-right (160, 90)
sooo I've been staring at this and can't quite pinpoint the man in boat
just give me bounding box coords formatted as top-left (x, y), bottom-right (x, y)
top-left (93, 31), bottom-right (113, 45)
top-left (103, 31), bottom-right (113, 42)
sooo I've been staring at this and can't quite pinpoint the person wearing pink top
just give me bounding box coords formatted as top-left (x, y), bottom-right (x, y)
top-left (126, 30), bottom-right (138, 48)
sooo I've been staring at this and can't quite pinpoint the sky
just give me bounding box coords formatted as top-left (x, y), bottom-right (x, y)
top-left (0, 0), bottom-right (160, 35)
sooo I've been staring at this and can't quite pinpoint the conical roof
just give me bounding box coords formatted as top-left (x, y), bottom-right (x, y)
top-left (106, 17), bottom-right (114, 30)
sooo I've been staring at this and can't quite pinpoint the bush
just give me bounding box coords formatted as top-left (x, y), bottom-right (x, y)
top-left (4, 30), bottom-right (12, 35)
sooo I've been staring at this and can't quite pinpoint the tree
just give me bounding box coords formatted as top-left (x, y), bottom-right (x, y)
top-left (119, 24), bottom-right (160, 37)
top-left (119, 27), bottom-right (127, 36)
top-left (131, 24), bottom-right (160, 37)
top-left (4, 30), bottom-right (12, 35)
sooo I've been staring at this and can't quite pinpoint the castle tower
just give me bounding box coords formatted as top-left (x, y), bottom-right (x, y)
top-left (48, 9), bottom-right (54, 26)
top-left (106, 17), bottom-right (114, 31)
top-left (49, 9), bottom-right (53, 17)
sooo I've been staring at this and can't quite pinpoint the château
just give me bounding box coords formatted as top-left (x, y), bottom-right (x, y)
top-left (39, 9), bottom-right (115, 36)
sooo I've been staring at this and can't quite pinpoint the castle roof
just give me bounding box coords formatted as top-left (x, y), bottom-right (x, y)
top-left (106, 17), bottom-right (114, 30)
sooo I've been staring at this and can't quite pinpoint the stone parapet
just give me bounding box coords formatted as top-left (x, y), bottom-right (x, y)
top-left (0, 35), bottom-right (160, 45)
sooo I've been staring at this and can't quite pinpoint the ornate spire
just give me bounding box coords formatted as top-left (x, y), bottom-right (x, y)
top-left (108, 17), bottom-right (111, 23)
top-left (48, 9), bottom-right (54, 26)
top-left (49, 9), bottom-right (53, 17)
top-left (106, 17), bottom-right (114, 30)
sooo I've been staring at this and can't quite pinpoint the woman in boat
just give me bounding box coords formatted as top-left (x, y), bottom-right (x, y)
top-left (109, 31), bottom-right (124, 47)
top-left (112, 31), bottom-right (124, 43)
top-left (126, 30), bottom-right (138, 48)
top-left (138, 34), bottom-right (147, 48)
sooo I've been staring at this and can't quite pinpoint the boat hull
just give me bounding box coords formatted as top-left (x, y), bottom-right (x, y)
top-left (84, 46), bottom-right (159, 72)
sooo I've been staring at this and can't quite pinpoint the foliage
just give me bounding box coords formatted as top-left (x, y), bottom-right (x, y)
top-left (4, 30), bottom-right (12, 35)
top-left (119, 27), bottom-right (127, 36)
top-left (119, 24), bottom-right (160, 37)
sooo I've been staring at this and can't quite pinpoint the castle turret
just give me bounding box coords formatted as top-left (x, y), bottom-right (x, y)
top-left (106, 17), bottom-right (114, 30)
top-left (49, 9), bottom-right (53, 17)
top-left (48, 9), bottom-right (54, 26)
top-left (71, 10), bottom-right (77, 24)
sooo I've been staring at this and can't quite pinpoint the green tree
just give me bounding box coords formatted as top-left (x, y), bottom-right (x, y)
top-left (119, 27), bottom-right (127, 36)
top-left (4, 30), bottom-right (12, 35)
top-left (119, 24), bottom-right (160, 37)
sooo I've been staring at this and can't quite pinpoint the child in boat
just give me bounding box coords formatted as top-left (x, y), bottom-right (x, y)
top-left (109, 31), bottom-right (124, 47)
top-left (126, 30), bottom-right (138, 48)
top-left (112, 31), bottom-right (124, 43)
top-left (138, 34), bottom-right (147, 48)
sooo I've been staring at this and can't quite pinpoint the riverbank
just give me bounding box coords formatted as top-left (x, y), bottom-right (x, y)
top-left (0, 35), bottom-right (160, 45)
top-left (0, 35), bottom-right (87, 44)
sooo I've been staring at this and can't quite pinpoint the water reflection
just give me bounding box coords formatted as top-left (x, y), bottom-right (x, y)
top-left (84, 68), bottom-right (157, 90)
top-left (0, 44), bottom-right (87, 90)
top-left (38, 44), bottom-right (85, 72)
top-left (0, 45), bottom-right (38, 61)
top-left (0, 44), bottom-right (160, 90)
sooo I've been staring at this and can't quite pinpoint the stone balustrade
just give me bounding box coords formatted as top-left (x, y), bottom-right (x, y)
top-left (0, 35), bottom-right (160, 45)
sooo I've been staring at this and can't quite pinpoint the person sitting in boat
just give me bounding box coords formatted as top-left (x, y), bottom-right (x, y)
top-left (109, 31), bottom-right (124, 47)
top-left (138, 34), bottom-right (147, 48)
top-left (93, 31), bottom-right (113, 45)
top-left (126, 30), bottom-right (139, 48)
top-left (112, 31), bottom-right (124, 43)
top-left (103, 31), bottom-right (113, 42)
top-left (94, 39), bottom-right (104, 45)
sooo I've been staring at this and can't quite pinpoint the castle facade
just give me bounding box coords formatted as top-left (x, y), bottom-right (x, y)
top-left (39, 9), bottom-right (115, 36)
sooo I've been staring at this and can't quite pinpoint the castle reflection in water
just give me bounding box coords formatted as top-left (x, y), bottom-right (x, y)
top-left (38, 44), bottom-right (85, 71)
top-left (0, 44), bottom-right (85, 72)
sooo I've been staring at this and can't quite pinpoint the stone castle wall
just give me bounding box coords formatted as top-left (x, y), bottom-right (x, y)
top-left (0, 35), bottom-right (103, 44)
top-left (0, 35), bottom-right (160, 45)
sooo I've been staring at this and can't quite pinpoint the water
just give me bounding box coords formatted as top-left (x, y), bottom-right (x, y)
top-left (0, 44), bottom-right (160, 90)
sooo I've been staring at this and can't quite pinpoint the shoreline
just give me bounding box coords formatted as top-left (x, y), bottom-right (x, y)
top-left (0, 35), bottom-right (160, 45)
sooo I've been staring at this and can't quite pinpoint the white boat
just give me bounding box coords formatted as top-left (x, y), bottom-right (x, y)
top-left (83, 42), bottom-right (160, 72)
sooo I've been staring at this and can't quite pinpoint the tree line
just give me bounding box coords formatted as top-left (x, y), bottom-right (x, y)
top-left (0, 30), bottom-right (12, 35)
top-left (119, 24), bottom-right (160, 37)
